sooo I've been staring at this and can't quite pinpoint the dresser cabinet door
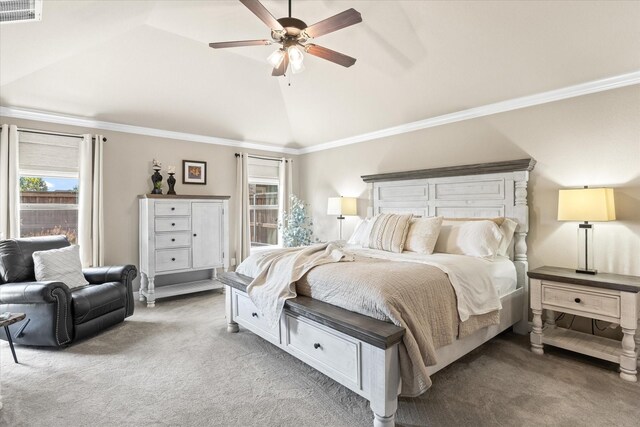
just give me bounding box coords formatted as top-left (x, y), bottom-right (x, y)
top-left (192, 202), bottom-right (222, 268)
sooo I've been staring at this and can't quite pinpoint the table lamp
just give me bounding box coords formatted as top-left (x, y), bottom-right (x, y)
top-left (327, 196), bottom-right (357, 240)
top-left (557, 187), bottom-right (616, 274)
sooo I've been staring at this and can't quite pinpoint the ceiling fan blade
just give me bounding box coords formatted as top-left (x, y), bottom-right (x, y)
top-left (209, 40), bottom-right (272, 49)
top-left (272, 52), bottom-right (289, 76)
top-left (303, 8), bottom-right (362, 39)
top-left (305, 44), bottom-right (356, 68)
top-left (239, 0), bottom-right (284, 31)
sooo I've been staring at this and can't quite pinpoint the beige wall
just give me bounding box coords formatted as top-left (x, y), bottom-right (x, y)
top-left (298, 86), bottom-right (640, 276)
top-left (2, 85), bottom-right (638, 280)
top-left (0, 116), bottom-right (297, 286)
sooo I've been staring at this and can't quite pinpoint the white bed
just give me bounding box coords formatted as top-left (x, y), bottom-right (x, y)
top-left (222, 158), bottom-right (536, 427)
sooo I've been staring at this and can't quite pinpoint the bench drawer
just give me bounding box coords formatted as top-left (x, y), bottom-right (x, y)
top-left (155, 217), bottom-right (190, 232)
top-left (155, 248), bottom-right (190, 272)
top-left (285, 315), bottom-right (360, 386)
top-left (234, 292), bottom-right (280, 343)
top-left (542, 283), bottom-right (620, 319)
top-left (155, 202), bottom-right (191, 216)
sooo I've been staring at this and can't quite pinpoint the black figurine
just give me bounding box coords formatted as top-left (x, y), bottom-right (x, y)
top-left (167, 172), bottom-right (176, 195)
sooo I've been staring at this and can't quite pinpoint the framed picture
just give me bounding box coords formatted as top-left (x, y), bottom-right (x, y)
top-left (182, 160), bottom-right (207, 185)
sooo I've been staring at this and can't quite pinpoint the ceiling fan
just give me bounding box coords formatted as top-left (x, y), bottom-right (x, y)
top-left (209, 0), bottom-right (362, 76)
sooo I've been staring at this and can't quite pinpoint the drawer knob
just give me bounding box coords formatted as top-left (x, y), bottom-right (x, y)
top-left (171, 258), bottom-right (176, 261)
top-left (171, 238), bottom-right (175, 242)
top-left (251, 312), bottom-right (258, 318)
top-left (171, 207), bottom-right (175, 211)
top-left (171, 223), bottom-right (176, 226)
top-left (313, 343), bottom-right (321, 350)
top-left (574, 298), bottom-right (581, 303)
top-left (193, 233), bottom-right (197, 237)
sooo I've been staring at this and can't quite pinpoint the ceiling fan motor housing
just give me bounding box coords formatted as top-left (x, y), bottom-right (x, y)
top-left (274, 17), bottom-right (308, 39)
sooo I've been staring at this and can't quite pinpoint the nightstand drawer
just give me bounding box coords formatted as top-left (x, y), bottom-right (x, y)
top-left (542, 284), bottom-right (620, 319)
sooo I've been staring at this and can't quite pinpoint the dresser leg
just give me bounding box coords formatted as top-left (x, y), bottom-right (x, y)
top-left (620, 327), bottom-right (637, 382)
top-left (530, 308), bottom-right (544, 355)
top-left (146, 276), bottom-right (156, 308)
top-left (139, 272), bottom-right (148, 302)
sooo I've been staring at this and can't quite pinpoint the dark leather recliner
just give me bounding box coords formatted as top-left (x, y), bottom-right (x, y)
top-left (0, 235), bottom-right (137, 347)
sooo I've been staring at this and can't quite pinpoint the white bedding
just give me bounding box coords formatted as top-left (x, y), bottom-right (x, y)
top-left (340, 246), bottom-right (514, 321)
top-left (239, 244), bottom-right (516, 322)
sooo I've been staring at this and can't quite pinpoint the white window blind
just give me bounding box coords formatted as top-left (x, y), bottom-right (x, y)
top-left (18, 132), bottom-right (80, 177)
top-left (247, 157), bottom-right (280, 182)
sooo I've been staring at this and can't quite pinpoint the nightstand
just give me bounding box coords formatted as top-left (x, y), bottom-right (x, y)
top-left (528, 266), bottom-right (640, 382)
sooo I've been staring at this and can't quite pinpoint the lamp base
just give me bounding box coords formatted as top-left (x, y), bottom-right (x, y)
top-left (576, 268), bottom-right (597, 275)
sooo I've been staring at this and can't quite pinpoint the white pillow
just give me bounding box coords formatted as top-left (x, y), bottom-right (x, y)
top-left (434, 220), bottom-right (503, 258)
top-left (497, 218), bottom-right (518, 256)
top-left (32, 245), bottom-right (88, 289)
top-left (404, 216), bottom-right (443, 254)
top-left (347, 218), bottom-right (369, 246)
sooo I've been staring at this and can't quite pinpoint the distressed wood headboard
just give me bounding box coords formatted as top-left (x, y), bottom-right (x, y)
top-left (361, 158), bottom-right (536, 300)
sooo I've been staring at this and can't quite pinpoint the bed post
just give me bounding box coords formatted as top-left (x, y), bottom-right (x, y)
top-left (368, 343), bottom-right (401, 427)
top-left (225, 285), bottom-right (239, 333)
top-left (512, 171), bottom-right (530, 335)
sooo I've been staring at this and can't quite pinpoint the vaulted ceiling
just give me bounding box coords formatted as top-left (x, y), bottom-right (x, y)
top-left (1, 1), bottom-right (639, 150)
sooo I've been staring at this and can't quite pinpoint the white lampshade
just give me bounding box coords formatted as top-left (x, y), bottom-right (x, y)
top-left (558, 188), bottom-right (616, 222)
top-left (327, 197), bottom-right (357, 216)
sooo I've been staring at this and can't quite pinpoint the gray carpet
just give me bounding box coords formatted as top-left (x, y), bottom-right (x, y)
top-left (1, 291), bottom-right (639, 427)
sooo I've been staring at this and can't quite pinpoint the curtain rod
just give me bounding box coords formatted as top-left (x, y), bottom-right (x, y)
top-left (235, 153), bottom-right (290, 162)
top-left (0, 127), bottom-right (107, 142)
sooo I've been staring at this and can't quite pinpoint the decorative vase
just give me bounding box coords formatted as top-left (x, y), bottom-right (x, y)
top-left (151, 168), bottom-right (163, 195)
top-left (167, 173), bottom-right (176, 195)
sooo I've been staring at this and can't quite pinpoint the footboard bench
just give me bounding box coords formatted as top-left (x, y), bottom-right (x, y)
top-left (220, 272), bottom-right (405, 427)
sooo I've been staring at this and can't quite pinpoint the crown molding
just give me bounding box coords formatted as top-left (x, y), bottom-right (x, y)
top-left (297, 71), bottom-right (640, 154)
top-left (1, 71), bottom-right (638, 156)
top-left (0, 106), bottom-right (299, 155)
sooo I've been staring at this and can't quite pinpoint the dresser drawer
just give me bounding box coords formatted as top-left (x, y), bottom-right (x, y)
top-left (155, 233), bottom-right (191, 249)
top-left (155, 202), bottom-right (191, 216)
top-left (285, 315), bottom-right (360, 385)
top-left (542, 283), bottom-right (620, 319)
top-left (155, 217), bottom-right (190, 232)
top-left (155, 248), bottom-right (190, 272)
top-left (234, 292), bottom-right (280, 343)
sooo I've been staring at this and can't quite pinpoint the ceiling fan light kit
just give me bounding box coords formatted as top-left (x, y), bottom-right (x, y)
top-left (209, 0), bottom-right (362, 77)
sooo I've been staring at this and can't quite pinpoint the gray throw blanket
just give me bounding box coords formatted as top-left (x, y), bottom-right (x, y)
top-left (243, 243), bottom-right (353, 326)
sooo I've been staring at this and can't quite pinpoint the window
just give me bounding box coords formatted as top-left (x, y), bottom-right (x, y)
top-left (18, 132), bottom-right (80, 243)
top-left (249, 181), bottom-right (279, 247)
top-left (247, 157), bottom-right (281, 248)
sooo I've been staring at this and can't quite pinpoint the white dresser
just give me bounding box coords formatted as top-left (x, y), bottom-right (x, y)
top-left (138, 195), bottom-right (230, 307)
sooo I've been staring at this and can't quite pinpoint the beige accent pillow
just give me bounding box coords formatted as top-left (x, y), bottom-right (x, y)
top-left (404, 216), bottom-right (444, 254)
top-left (435, 220), bottom-right (503, 258)
top-left (32, 245), bottom-right (89, 289)
top-left (367, 213), bottom-right (413, 253)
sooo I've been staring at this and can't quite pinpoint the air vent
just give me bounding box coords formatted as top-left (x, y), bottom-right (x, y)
top-left (0, 0), bottom-right (42, 24)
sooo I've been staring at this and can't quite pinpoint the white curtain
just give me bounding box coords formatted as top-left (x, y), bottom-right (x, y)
top-left (78, 134), bottom-right (104, 267)
top-left (235, 153), bottom-right (251, 264)
top-left (278, 158), bottom-right (293, 245)
top-left (0, 124), bottom-right (20, 239)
